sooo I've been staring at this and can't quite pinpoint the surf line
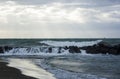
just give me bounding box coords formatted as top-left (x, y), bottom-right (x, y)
top-left (7, 58), bottom-right (56, 79)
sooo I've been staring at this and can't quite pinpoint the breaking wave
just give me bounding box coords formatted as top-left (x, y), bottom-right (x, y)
top-left (0, 40), bottom-right (102, 56)
top-left (39, 40), bottom-right (102, 47)
top-left (1, 47), bottom-right (69, 56)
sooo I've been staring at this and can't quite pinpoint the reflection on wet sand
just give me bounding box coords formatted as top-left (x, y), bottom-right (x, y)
top-left (7, 58), bottom-right (56, 79)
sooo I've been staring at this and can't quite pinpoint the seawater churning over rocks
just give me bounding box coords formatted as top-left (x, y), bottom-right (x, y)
top-left (0, 40), bottom-right (120, 55)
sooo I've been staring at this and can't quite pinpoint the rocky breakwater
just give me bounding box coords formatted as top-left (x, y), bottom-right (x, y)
top-left (64, 46), bottom-right (81, 53)
top-left (0, 46), bottom-right (81, 54)
top-left (0, 46), bottom-right (13, 53)
top-left (80, 42), bottom-right (120, 55)
top-left (0, 42), bottom-right (120, 55)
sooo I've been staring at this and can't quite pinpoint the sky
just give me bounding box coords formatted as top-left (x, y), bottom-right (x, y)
top-left (0, 0), bottom-right (120, 38)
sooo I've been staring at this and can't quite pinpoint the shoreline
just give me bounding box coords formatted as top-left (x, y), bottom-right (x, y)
top-left (0, 54), bottom-right (120, 79)
top-left (0, 60), bottom-right (37, 79)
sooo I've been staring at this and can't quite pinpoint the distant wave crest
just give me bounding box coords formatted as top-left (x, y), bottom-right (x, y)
top-left (39, 40), bottom-right (103, 47)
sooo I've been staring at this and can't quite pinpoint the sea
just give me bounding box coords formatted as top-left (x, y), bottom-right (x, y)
top-left (0, 38), bottom-right (120, 79)
top-left (0, 38), bottom-right (120, 47)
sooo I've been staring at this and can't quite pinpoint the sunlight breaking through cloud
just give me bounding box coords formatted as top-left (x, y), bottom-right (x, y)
top-left (0, 0), bottom-right (120, 38)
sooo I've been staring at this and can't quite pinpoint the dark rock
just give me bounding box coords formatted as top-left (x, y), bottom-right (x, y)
top-left (112, 44), bottom-right (120, 55)
top-left (68, 46), bottom-right (81, 53)
top-left (97, 41), bottom-right (112, 47)
top-left (85, 42), bottom-right (111, 54)
top-left (86, 46), bottom-right (109, 54)
top-left (109, 49), bottom-right (118, 55)
top-left (48, 47), bottom-right (52, 53)
top-left (0, 47), bottom-right (4, 53)
top-left (80, 46), bottom-right (91, 50)
top-left (81, 42), bottom-right (120, 55)
top-left (117, 44), bottom-right (120, 53)
top-left (0, 46), bottom-right (13, 53)
top-left (58, 47), bottom-right (62, 53)
top-left (64, 46), bottom-right (69, 50)
top-left (4, 46), bottom-right (13, 52)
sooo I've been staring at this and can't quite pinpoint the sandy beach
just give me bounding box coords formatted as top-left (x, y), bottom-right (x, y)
top-left (0, 60), bottom-right (37, 79)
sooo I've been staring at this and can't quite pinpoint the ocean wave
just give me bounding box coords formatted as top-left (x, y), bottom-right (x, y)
top-left (0, 40), bottom-right (103, 56)
top-left (0, 47), bottom-right (69, 56)
top-left (39, 40), bottom-right (103, 47)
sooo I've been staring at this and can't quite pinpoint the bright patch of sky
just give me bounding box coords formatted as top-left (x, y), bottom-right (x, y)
top-left (0, 0), bottom-right (120, 38)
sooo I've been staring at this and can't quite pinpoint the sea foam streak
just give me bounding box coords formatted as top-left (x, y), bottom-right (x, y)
top-left (39, 40), bottom-right (102, 47)
top-left (7, 59), bottom-right (56, 79)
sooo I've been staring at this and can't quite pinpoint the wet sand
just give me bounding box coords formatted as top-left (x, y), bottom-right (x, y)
top-left (0, 61), bottom-right (36, 79)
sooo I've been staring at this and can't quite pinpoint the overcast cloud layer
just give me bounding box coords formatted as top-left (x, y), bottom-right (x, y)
top-left (0, 0), bottom-right (120, 38)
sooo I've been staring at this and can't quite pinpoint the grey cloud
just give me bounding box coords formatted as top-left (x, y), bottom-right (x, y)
top-left (0, 0), bottom-right (120, 38)
top-left (0, 0), bottom-right (120, 6)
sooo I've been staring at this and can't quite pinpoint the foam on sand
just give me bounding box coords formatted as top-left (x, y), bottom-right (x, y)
top-left (7, 58), bottom-right (56, 79)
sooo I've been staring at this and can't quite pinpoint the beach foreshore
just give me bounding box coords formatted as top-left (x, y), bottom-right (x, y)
top-left (0, 59), bottom-right (36, 79)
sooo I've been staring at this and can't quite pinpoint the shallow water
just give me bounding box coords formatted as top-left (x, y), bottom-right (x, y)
top-left (7, 58), bottom-right (56, 79)
top-left (47, 55), bottom-right (120, 79)
top-left (2, 54), bottom-right (120, 79)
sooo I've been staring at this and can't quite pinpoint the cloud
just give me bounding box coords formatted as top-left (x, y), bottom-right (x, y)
top-left (0, 1), bottom-right (88, 24)
top-left (0, 1), bottom-right (120, 25)
top-left (96, 11), bottom-right (120, 23)
top-left (0, 1), bottom-right (120, 38)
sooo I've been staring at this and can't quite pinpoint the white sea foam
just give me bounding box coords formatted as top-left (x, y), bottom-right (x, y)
top-left (0, 47), bottom-right (69, 56)
top-left (7, 58), bottom-right (56, 79)
top-left (39, 40), bottom-right (102, 47)
top-left (34, 58), bottom-right (107, 79)
top-left (0, 40), bottom-right (102, 56)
